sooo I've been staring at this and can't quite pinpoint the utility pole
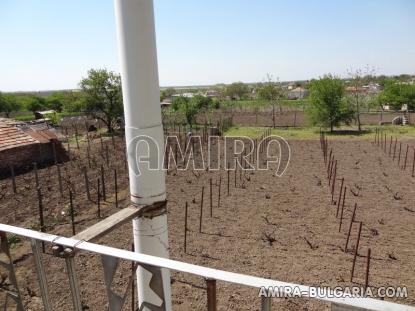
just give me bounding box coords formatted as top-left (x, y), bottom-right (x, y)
top-left (114, 0), bottom-right (171, 309)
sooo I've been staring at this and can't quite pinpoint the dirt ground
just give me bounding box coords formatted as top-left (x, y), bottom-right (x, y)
top-left (1, 133), bottom-right (415, 310)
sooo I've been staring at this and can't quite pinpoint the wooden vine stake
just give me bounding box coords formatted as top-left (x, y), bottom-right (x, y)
top-left (210, 178), bottom-right (213, 217)
top-left (365, 248), bottom-right (371, 291)
top-left (338, 187), bottom-right (346, 231)
top-left (227, 162), bottom-right (230, 196)
top-left (83, 167), bottom-right (91, 201)
top-left (392, 138), bottom-right (397, 161)
top-left (33, 162), bottom-right (39, 189)
top-left (101, 165), bottom-right (106, 201)
top-left (97, 178), bottom-right (101, 218)
top-left (114, 169), bottom-right (118, 208)
top-left (184, 202), bottom-right (188, 253)
top-left (398, 142), bottom-right (402, 166)
top-left (337, 185), bottom-right (346, 218)
top-left (336, 178), bottom-right (344, 213)
top-left (350, 222), bottom-right (363, 282)
top-left (389, 136), bottom-right (392, 156)
top-left (69, 190), bottom-right (76, 235)
top-left (10, 165), bottom-right (16, 194)
top-left (217, 176), bottom-right (222, 209)
top-left (57, 164), bottom-right (63, 197)
top-left (199, 186), bottom-right (204, 233)
top-left (403, 145), bottom-right (409, 170)
top-left (331, 160), bottom-right (337, 203)
top-left (412, 148), bottom-right (415, 178)
top-left (345, 203), bottom-right (357, 252)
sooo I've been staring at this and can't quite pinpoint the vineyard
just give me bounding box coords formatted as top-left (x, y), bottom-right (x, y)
top-left (0, 123), bottom-right (414, 310)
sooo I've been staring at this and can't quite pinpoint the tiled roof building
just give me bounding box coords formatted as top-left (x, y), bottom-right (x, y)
top-left (0, 119), bottom-right (68, 176)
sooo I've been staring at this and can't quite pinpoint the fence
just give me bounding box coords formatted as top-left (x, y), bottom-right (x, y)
top-left (163, 109), bottom-right (415, 128)
top-left (0, 223), bottom-right (413, 311)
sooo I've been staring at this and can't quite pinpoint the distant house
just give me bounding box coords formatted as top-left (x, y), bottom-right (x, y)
top-left (205, 90), bottom-right (221, 98)
top-left (362, 82), bottom-right (381, 94)
top-left (287, 82), bottom-right (296, 90)
top-left (34, 110), bottom-right (56, 120)
top-left (287, 87), bottom-right (309, 99)
top-left (160, 100), bottom-right (172, 108)
top-left (0, 118), bottom-right (68, 176)
top-left (345, 86), bottom-right (366, 94)
top-left (382, 104), bottom-right (408, 112)
top-left (171, 93), bottom-right (195, 99)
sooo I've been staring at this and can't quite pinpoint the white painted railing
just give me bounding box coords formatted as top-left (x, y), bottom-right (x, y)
top-left (0, 223), bottom-right (413, 311)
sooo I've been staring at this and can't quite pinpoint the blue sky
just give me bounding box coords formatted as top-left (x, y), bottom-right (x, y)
top-left (0, 0), bottom-right (414, 92)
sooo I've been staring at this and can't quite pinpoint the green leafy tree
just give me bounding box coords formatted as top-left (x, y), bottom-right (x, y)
top-left (80, 69), bottom-right (123, 133)
top-left (25, 96), bottom-right (46, 114)
top-left (160, 88), bottom-right (176, 101)
top-left (377, 79), bottom-right (415, 111)
top-left (210, 98), bottom-right (221, 109)
top-left (171, 96), bottom-right (198, 125)
top-left (47, 91), bottom-right (86, 112)
top-left (61, 92), bottom-right (87, 112)
top-left (192, 95), bottom-right (212, 110)
top-left (257, 75), bottom-right (284, 128)
top-left (224, 82), bottom-right (249, 100)
top-left (307, 75), bottom-right (354, 132)
top-left (0, 93), bottom-right (21, 117)
top-left (45, 93), bottom-right (64, 112)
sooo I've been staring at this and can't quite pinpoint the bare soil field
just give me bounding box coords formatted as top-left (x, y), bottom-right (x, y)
top-left (0, 133), bottom-right (415, 310)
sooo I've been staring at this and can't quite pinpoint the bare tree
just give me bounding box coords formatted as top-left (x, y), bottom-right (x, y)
top-left (257, 74), bottom-right (284, 128)
top-left (347, 66), bottom-right (376, 132)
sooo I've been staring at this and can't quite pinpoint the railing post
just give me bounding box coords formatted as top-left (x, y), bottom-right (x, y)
top-left (30, 239), bottom-right (52, 311)
top-left (64, 248), bottom-right (83, 311)
top-left (261, 296), bottom-right (271, 311)
top-left (206, 278), bottom-right (217, 311)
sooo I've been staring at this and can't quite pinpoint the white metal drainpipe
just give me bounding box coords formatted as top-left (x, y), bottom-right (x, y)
top-left (114, 0), bottom-right (172, 310)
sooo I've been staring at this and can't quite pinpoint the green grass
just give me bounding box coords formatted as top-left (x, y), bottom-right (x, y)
top-left (225, 125), bottom-right (415, 140)
top-left (7, 234), bottom-right (21, 249)
top-left (13, 113), bottom-right (35, 121)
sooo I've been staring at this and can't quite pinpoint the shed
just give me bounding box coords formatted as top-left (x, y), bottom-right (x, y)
top-left (34, 110), bottom-right (56, 120)
top-left (0, 120), bottom-right (68, 177)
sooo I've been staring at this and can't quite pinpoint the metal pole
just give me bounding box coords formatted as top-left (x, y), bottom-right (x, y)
top-left (30, 239), bottom-right (52, 311)
top-left (114, 0), bottom-right (171, 309)
top-left (206, 279), bottom-right (217, 311)
top-left (65, 252), bottom-right (83, 311)
top-left (261, 296), bottom-right (271, 311)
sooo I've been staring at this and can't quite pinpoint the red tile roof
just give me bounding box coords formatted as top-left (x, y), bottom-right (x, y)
top-left (26, 130), bottom-right (57, 143)
top-left (0, 126), bottom-right (38, 151)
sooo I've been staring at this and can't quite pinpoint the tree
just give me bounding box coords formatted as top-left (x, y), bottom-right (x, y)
top-left (80, 69), bottom-right (123, 133)
top-left (347, 66), bottom-right (375, 132)
top-left (25, 96), bottom-right (46, 114)
top-left (192, 95), bottom-right (212, 110)
top-left (171, 96), bottom-right (198, 125)
top-left (45, 93), bottom-right (63, 112)
top-left (377, 79), bottom-right (415, 111)
top-left (224, 82), bottom-right (249, 100)
top-left (257, 75), bottom-right (284, 128)
top-left (307, 75), bottom-right (354, 132)
top-left (0, 93), bottom-right (21, 117)
top-left (160, 88), bottom-right (176, 101)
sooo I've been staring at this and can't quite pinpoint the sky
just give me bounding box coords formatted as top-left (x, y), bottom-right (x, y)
top-left (0, 0), bottom-right (414, 92)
